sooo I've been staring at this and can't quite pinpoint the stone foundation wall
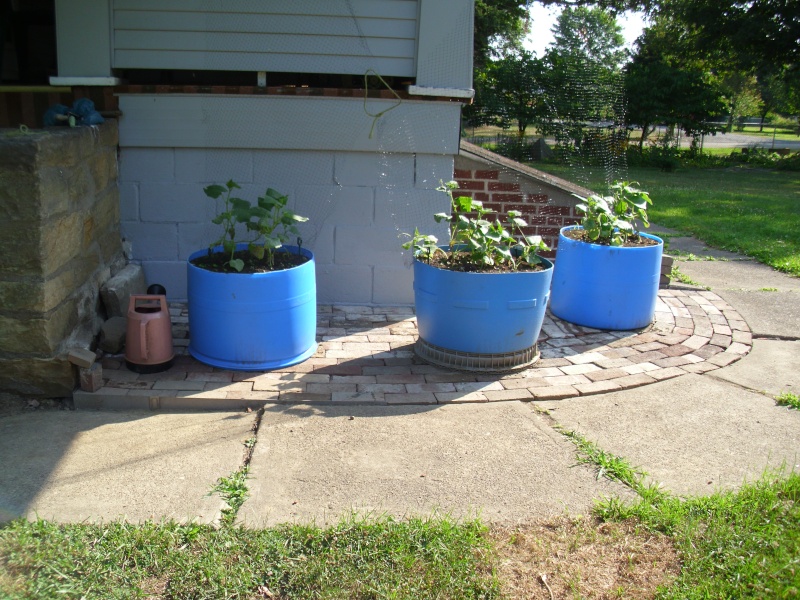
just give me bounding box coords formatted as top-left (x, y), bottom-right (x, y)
top-left (0, 121), bottom-right (125, 397)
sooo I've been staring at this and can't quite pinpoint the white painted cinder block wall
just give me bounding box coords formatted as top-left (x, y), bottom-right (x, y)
top-left (118, 148), bottom-right (453, 305)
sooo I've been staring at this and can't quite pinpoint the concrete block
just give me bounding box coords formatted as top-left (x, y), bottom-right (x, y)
top-left (374, 188), bottom-right (449, 232)
top-left (120, 222), bottom-right (179, 261)
top-left (415, 154), bottom-right (455, 189)
top-left (334, 226), bottom-right (406, 267)
top-left (99, 316), bottom-right (127, 354)
top-left (178, 223), bottom-right (223, 259)
top-left (175, 148), bottom-right (254, 184)
top-left (119, 182), bottom-right (139, 221)
top-left (294, 184), bottom-right (375, 228)
top-left (373, 266), bottom-right (414, 305)
top-left (68, 348), bottom-right (97, 368)
top-left (142, 262), bottom-right (188, 301)
top-left (301, 224), bottom-right (334, 266)
top-left (101, 264), bottom-right (146, 318)
top-left (316, 265), bottom-right (373, 304)
top-left (253, 150), bottom-right (334, 185)
top-left (334, 152), bottom-right (414, 187)
top-left (119, 148), bottom-right (175, 183)
top-left (139, 183), bottom-right (218, 223)
top-left (79, 363), bottom-right (103, 392)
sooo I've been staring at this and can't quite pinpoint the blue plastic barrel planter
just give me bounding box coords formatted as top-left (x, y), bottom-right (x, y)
top-left (549, 226), bottom-right (663, 330)
top-left (413, 257), bottom-right (554, 371)
top-left (187, 245), bottom-right (317, 370)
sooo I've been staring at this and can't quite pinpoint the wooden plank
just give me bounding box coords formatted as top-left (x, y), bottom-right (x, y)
top-left (117, 94), bottom-right (461, 154)
top-left (113, 31), bottom-right (415, 59)
top-left (112, 0), bottom-right (418, 20)
top-left (113, 50), bottom-right (415, 77)
top-left (113, 11), bottom-right (417, 39)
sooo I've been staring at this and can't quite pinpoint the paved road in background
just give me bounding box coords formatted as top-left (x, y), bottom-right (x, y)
top-left (697, 131), bottom-right (800, 150)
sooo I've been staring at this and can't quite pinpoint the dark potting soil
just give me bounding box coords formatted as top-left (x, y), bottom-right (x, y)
top-left (190, 248), bottom-right (310, 274)
top-left (563, 228), bottom-right (660, 248)
top-left (425, 251), bottom-right (550, 273)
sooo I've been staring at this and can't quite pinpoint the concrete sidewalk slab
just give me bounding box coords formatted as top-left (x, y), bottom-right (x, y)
top-left (673, 259), bottom-right (800, 337)
top-left (541, 374), bottom-right (800, 498)
top-left (0, 411), bottom-right (255, 524)
top-left (676, 257), bottom-right (800, 292)
top-left (710, 339), bottom-right (800, 396)
top-left (239, 402), bottom-right (633, 527)
top-left (709, 289), bottom-right (800, 338)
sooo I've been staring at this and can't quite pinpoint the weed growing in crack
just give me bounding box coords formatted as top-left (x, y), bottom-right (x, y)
top-left (670, 265), bottom-right (710, 289)
top-left (209, 410), bottom-right (263, 526)
top-left (211, 466), bottom-right (250, 525)
top-left (775, 391), bottom-right (800, 410)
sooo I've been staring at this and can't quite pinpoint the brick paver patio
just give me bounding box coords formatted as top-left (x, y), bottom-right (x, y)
top-left (74, 289), bottom-right (752, 410)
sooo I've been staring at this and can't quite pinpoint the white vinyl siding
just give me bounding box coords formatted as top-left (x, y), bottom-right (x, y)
top-left (112, 0), bottom-right (419, 77)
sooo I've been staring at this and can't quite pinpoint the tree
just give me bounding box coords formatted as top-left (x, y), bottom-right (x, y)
top-left (539, 6), bottom-right (627, 160)
top-left (537, 0), bottom-right (799, 109)
top-left (480, 51), bottom-right (549, 135)
top-left (473, 0), bottom-right (532, 68)
top-left (547, 5), bottom-right (627, 71)
top-left (623, 17), bottom-right (726, 147)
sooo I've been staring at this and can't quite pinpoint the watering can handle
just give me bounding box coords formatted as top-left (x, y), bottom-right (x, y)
top-left (139, 320), bottom-right (148, 361)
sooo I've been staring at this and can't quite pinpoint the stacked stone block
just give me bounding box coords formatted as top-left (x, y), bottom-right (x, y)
top-left (0, 121), bottom-right (124, 397)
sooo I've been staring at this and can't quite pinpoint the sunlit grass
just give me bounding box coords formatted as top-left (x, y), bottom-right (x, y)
top-left (0, 515), bottom-right (499, 599)
top-left (532, 163), bottom-right (800, 276)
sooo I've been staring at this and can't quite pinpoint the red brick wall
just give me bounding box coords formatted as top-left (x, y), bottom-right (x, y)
top-left (452, 166), bottom-right (582, 256)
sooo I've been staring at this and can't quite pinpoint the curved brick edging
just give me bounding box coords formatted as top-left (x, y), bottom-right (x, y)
top-left (74, 290), bottom-right (752, 410)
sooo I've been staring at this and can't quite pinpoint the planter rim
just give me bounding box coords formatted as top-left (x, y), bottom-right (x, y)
top-left (413, 254), bottom-right (554, 276)
top-left (187, 244), bottom-right (314, 277)
top-left (559, 225), bottom-right (663, 248)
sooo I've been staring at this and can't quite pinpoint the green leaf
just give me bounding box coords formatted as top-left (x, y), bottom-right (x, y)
top-left (258, 196), bottom-right (278, 210)
top-left (265, 188), bottom-right (286, 202)
top-left (511, 217), bottom-right (527, 227)
top-left (433, 213), bottom-right (451, 223)
top-left (204, 184), bottom-right (227, 199)
top-left (226, 180), bottom-right (241, 190)
top-left (455, 196), bottom-right (474, 213)
top-left (230, 198), bottom-right (250, 210)
top-left (229, 258), bottom-right (244, 272)
top-left (248, 244), bottom-right (265, 259)
top-left (263, 236), bottom-right (282, 248)
top-left (232, 207), bottom-right (252, 223)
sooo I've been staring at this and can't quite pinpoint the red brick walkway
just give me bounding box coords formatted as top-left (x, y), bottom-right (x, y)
top-left (74, 290), bottom-right (752, 410)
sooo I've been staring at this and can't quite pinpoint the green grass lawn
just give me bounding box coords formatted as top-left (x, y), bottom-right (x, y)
top-left (532, 163), bottom-right (800, 277)
top-left (2, 462), bottom-right (797, 598)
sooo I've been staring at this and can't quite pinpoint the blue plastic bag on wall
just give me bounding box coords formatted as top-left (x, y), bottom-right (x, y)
top-left (43, 99), bottom-right (105, 127)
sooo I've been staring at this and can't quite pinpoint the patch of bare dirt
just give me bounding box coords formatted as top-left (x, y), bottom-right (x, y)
top-left (490, 515), bottom-right (680, 599)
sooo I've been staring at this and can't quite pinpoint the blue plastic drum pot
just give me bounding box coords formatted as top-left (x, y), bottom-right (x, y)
top-left (549, 226), bottom-right (663, 330)
top-left (187, 245), bottom-right (317, 370)
top-left (413, 256), bottom-right (553, 356)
